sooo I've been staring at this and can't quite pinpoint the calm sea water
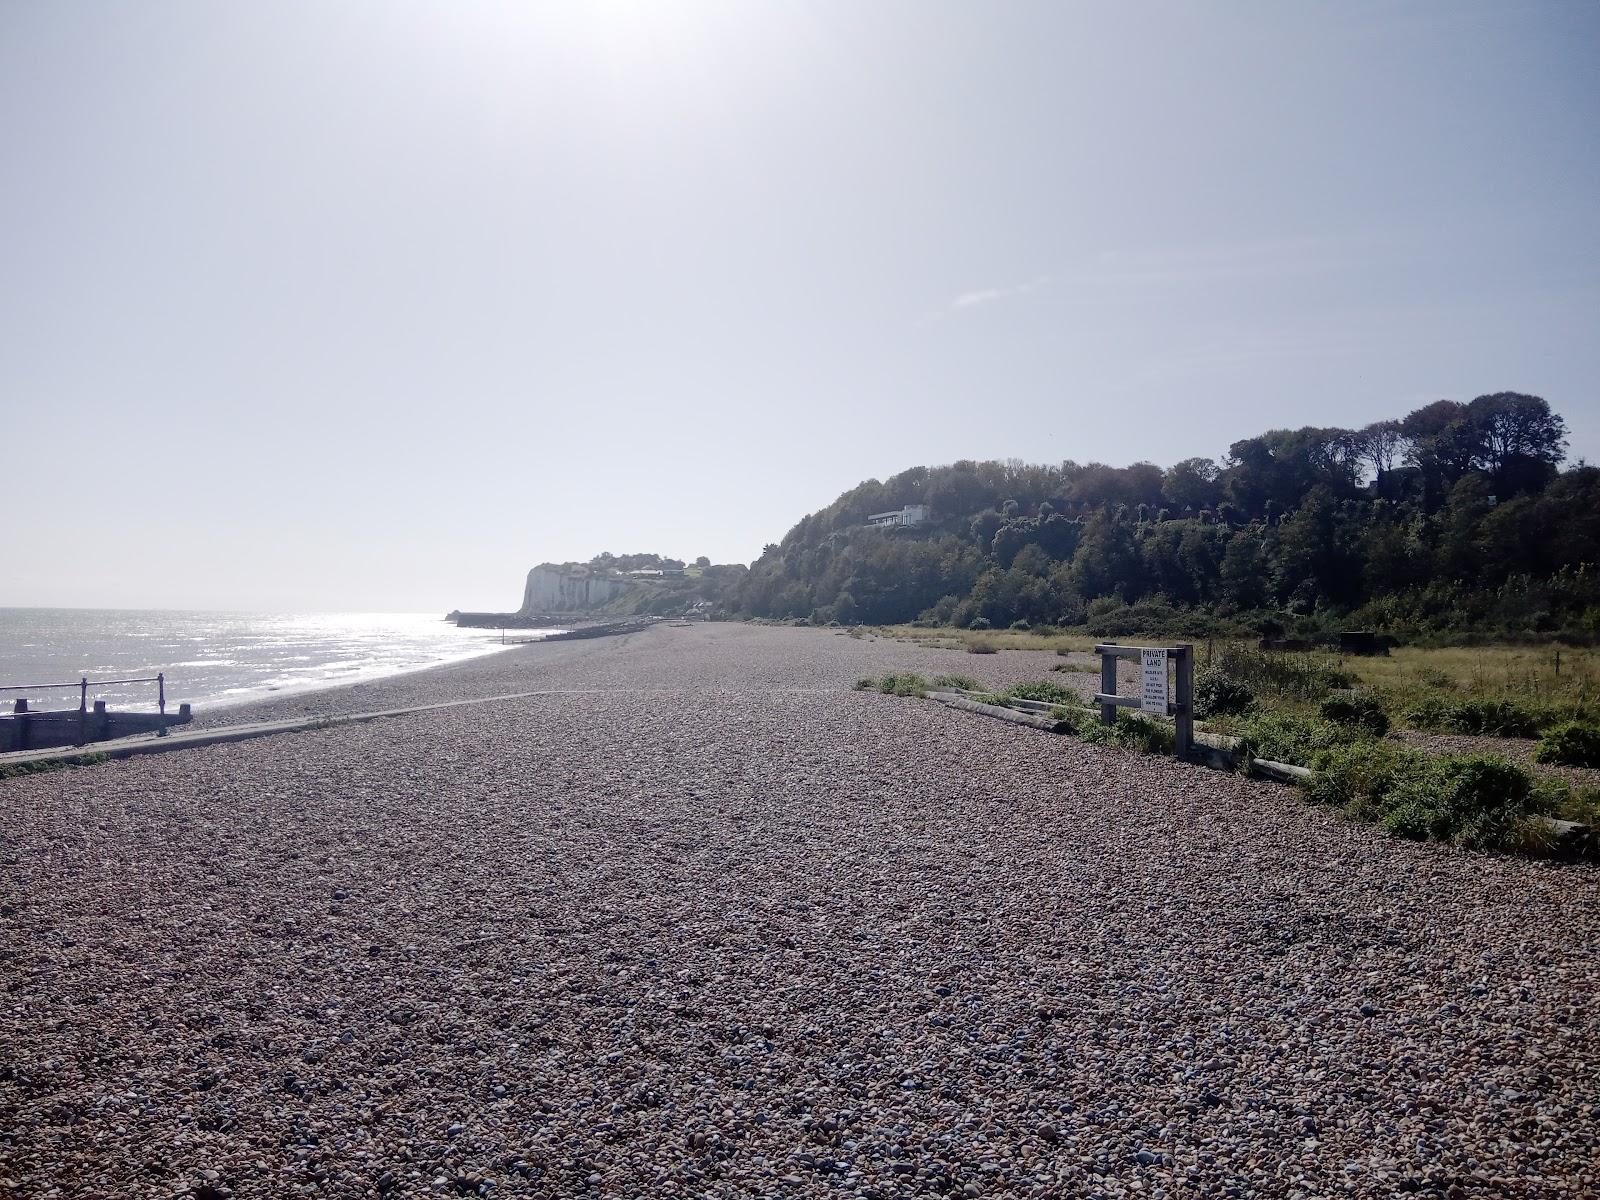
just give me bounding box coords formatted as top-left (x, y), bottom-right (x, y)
top-left (0, 609), bottom-right (556, 713)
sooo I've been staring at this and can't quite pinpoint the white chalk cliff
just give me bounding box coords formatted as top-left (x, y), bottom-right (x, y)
top-left (518, 564), bottom-right (634, 614)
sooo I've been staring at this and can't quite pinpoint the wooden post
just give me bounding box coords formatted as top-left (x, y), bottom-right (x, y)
top-left (158, 673), bottom-right (166, 715)
top-left (1099, 642), bottom-right (1118, 726)
top-left (1174, 644), bottom-right (1194, 760)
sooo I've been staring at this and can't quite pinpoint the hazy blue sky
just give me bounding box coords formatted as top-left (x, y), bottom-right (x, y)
top-left (4, 1), bottom-right (1597, 610)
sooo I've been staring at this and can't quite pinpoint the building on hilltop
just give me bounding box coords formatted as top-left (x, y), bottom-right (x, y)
top-left (867, 504), bottom-right (930, 528)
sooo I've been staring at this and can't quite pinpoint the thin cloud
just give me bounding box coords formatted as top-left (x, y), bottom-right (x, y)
top-left (1088, 233), bottom-right (1380, 286)
top-left (948, 275), bottom-right (1048, 313)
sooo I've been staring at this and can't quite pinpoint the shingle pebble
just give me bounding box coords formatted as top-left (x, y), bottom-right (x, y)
top-left (1, 623), bottom-right (1596, 1197)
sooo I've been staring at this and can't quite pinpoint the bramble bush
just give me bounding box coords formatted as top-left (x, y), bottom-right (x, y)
top-left (1318, 692), bottom-right (1390, 737)
top-left (1234, 710), bottom-right (1347, 766)
top-left (1533, 722), bottom-right (1600, 767)
top-left (1193, 665), bottom-right (1255, 718)
top-left (1380, 755), bottom-right (1553, 850)
top-left (1304, 745), bottom-right (1556, 852)
top-left (1403, 696), bottom-right (1548, 738)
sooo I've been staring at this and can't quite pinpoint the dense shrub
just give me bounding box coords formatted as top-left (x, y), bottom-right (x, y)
top-left (1048, 705), bottom-right (1081, 732)
top-left (968, 616), bottom-right (992, 631)
top-left (1563, 785), bottom-right (1600, 827)
top-left (1533, 722), bottom-right (1600, 767)
top-left (1303, 741), bottom-right (1429, 817)
top-left (1442, 698), bottom-right (1545, 738)
top-left (1078, 711), bottom-right (1174, 754)
top-left (1193, 665), bottom-right (1255, 718)
top-left (1380, 755), bottom-right (1553, 850)
top-left (1318, 692), bottom-right (1390, 737)
top-left (930, 673), bottom-right (982, 691)
top-left (1305, 742), bottom-right (1567, 853)
top-left (1403, 696), bottom-right (1547, 738)
top-left (1235, 711), bottom-right (1347, 766)
top-left (967, 639), bottom-right (999, 654)
top-left (1404, 697), bottom-right (1452, 729)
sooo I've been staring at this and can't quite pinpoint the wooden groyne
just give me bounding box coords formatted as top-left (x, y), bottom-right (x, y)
top-left (0, 674), bottom-right (191, 753)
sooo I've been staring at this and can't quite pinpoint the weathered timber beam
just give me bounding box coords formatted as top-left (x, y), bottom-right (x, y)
top-left (1093, 644), bottom-right (1188, 659)
top-left (1093, 693), bottom-right (1179, 716)
top-left (928, 692), bottom-right (1069, 733)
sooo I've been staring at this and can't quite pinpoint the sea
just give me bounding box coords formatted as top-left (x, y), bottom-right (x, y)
top-left (0, 609), bottom-right (558, 714)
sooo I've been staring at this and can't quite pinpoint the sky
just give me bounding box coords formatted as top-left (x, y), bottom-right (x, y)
top-left (3, 1), bottom-right (1597, 611)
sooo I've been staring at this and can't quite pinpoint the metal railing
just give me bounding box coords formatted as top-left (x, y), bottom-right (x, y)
top-left (0, 673), bottom-right (166, 714)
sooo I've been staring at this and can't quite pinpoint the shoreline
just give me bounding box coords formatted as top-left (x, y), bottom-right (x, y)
top-left (189, 635), bottom-right (552, 728)
top-left (188, 637), bottom-right (529, 717)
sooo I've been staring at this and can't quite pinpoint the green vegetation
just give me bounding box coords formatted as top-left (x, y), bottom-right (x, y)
top-left (1318, 692), bottom-right (1390, 737)
top-left (1211, 644), bottom-right (1353, 700)
top-left (1078, 710), bottom-right (1175, 755)
top-left (1301, 743), bottom-right (1554, 851)
top-left (930, 673), bottom-right (982, 691)
top-left (1375, 756), bottom-right (1553, 850)
top-left (0, 751), bottom-right (109, 780)
top-left (1234, 710), bottom-right (1347, 766)
top-left (851, 660), bottom-right (1594, 857)
top-left (1534, 722), bottom-right (1600, 768)
top-left (1047, 705), bottom-right (1081, 732)
top-left (735, 393), bottom-right (1598, 642)
top-left (1193, 665), bottom-right (1254, 718)
top-left (854, 673), bottom-right (930, 698)
top-left (1005, 680), bottom-right (1080, 706)
top-left (1404, 696), bottom-right (1549, 737)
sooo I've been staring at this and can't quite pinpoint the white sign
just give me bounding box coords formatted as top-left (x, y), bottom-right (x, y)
top-left (1140, 648), bottom-right (1169, 715)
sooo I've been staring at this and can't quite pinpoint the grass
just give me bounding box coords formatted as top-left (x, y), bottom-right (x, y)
top-left (1005, 680), bottom-right (1081, 706)
top-left (1349, 644), bottom-right (1598, 726)
top-left (1232, 710), bottom-right (1348, 767)
top-left (870, 625), bottom-right (1600, 728)
top-left (1211, 644), bottom-right (1353, 702)
top-left (853, 673), bottom-right (931, 698)
top-left (870, 624), bottom-right (1099, 656)
top-left (1404, 696), bottom-right (1550, 738)
top-left (1078, 710), bottom-right (1175, 755)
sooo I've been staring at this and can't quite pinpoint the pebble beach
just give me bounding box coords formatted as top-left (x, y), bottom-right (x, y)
top-left (2, 622), bottom-right (1596, 1198)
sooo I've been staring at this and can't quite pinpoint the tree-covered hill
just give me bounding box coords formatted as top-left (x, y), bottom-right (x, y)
top-left (737, 393), bottom-right (1600, 640)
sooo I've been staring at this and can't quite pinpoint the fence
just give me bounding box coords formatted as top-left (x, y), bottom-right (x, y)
top-left (1093, 643), bottom-right (1195, 759)
top-left (0, 674), bottom-right (178, 752)
top-left (1, 673), bottom-right (167, 715)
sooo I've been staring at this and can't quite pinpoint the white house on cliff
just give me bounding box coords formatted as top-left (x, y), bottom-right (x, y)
top-left (867, 504), bottom-right (930, 528)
